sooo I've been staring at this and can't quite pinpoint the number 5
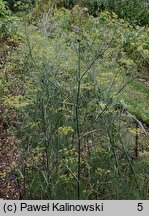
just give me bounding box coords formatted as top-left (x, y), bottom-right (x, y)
top-left (137, 203), bottom-right (143, 211)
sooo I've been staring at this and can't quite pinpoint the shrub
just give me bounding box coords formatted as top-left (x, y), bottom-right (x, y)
top-left (0, 0), bottom-right (13, 40)
top-left (0, 1), bottom-right (20, 41)
top-left (5, 0), bottom-right (35, 11)
top-left (46, 0), bottom-right (149, 25)
top-left (0, 0), bottom-right (10, 16)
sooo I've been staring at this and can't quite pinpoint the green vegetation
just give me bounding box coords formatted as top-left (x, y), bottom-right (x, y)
top-left (5, 0), bottom-right (35, 11)
top-left (0, 0), bottom-right (149, 200)
top-left (34, 0), bottom-right (149, 25)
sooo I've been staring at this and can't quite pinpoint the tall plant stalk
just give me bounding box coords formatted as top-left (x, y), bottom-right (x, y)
top-left (76, 39), bottom-right (81, 199)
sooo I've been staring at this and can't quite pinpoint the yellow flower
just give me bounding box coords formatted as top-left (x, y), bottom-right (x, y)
top-left (58, 126), bottom-right (74, 135)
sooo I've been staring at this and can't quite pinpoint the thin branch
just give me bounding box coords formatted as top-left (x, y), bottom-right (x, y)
top-left (97, 76), bottom-right (138, 119)
top-left (115, 76), bottom-right (138, 96)
top-left (65, 165), bottom-right (78, 182)
top-left (125, 110), bottom-right (146, 134)
top-left (80, 29), bottom-right (116, 80)
top-left (79, 129), bottom-right (97, 140)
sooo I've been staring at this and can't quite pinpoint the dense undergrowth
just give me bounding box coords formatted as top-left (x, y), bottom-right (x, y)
top-left (0, 0), bottom-right (149, 199)
top-left (34, 0), bottom-right (149, 25)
